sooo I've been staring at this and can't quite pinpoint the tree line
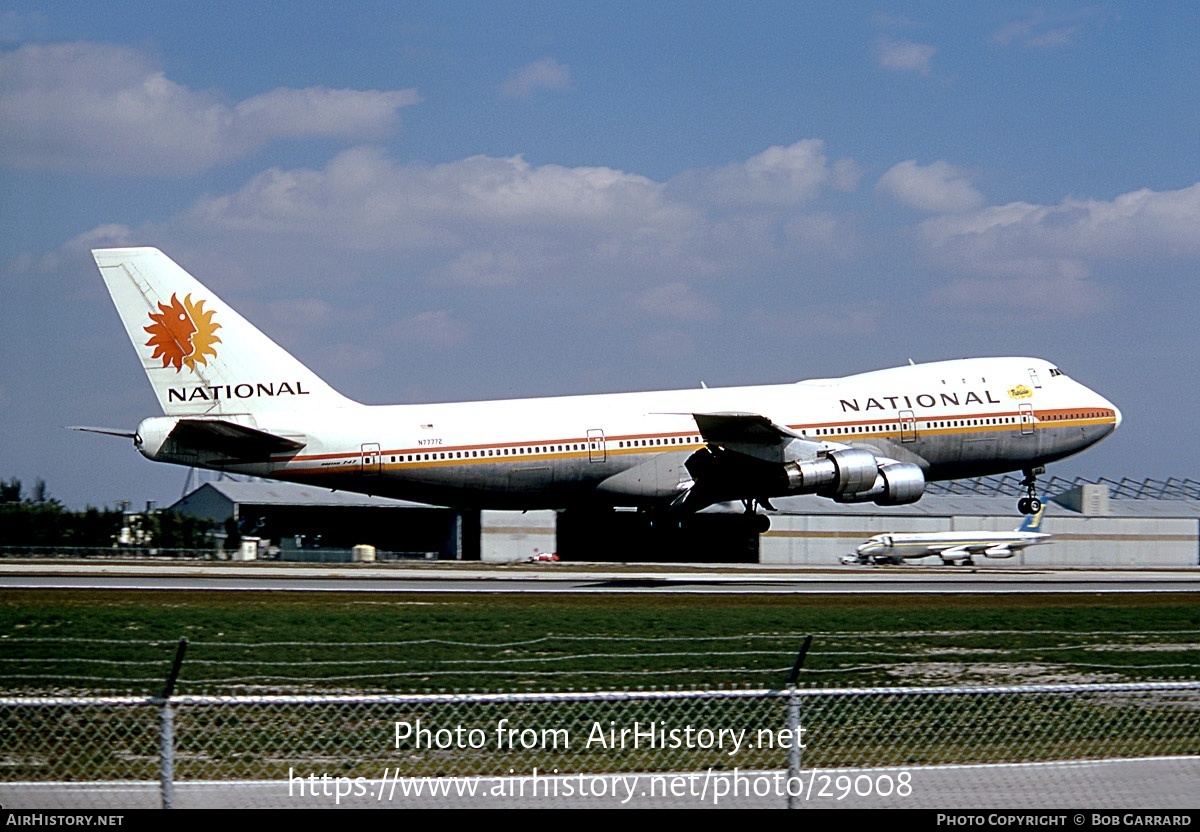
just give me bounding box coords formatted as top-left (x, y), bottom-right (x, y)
top-left (0, 477), bottom-right (214, 549)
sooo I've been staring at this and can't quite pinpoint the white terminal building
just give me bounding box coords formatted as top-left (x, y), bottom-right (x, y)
top-left (169, 475), bottom-right (1199, 568)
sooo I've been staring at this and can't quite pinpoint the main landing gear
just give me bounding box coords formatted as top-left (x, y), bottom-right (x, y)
top-left (741, 498), bottom-right (773, 534)
top-left (1017, 466), bottom-right (1045, 515)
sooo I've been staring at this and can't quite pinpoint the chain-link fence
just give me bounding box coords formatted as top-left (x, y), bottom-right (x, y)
top-left (2, 681), bottom-right (1198, 809)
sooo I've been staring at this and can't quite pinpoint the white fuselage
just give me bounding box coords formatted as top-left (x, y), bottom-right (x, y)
top-left (854, 530), bottom-right (1051, 562)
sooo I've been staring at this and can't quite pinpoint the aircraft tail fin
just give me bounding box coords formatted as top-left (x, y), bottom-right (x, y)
top-left (92, 247), bottom-right (358, 417)
top-left (1016, 506), bottom-right (1045, 533)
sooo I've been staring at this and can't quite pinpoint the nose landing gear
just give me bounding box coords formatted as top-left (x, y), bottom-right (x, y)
top-left (1017, 466), bottom-right (1044, 515)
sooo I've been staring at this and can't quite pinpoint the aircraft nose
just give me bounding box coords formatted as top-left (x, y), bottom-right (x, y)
top-left (1098, 394), bottom-right (1122, 431)
top-left (1087, 385), bottom-right (1121, 432)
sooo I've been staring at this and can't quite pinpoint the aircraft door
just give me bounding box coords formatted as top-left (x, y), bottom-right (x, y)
top-left (899, 410), bottom-right (917, 444)
top-left (361, 443), bottom-right (381, 474)
top-left (1018, 404), bottom-right (1035, 436)
top-left (587, 429), bottom-right (606, 462)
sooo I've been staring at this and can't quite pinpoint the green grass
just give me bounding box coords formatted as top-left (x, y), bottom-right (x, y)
top-left (1, 591), bottom-right (1197, 781)
top-left (1, 590), bottom-right (1197, 694)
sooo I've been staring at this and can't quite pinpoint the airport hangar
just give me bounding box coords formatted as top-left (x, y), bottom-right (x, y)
top-left (168, 476), bottom-right (1199, 567)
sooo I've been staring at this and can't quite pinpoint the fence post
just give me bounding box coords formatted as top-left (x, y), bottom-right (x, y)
top-left (159, 701), bottom-right (175, 809)
top-left (784, 635), bottom-right (812, 810)
top-left (158, 638), bottom-right (188, 810)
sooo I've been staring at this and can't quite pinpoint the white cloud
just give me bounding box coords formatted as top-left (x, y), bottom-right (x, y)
top-left (876, 160), bottom-right (985, 213)
top-left (172, 146), bottom-right (713, 290)
top-left (917, 182), bottom-right (1200, 279)
top-left (63, 135), bottom-right (1199, 338)
top-left (431, 250), bottom-right (529, 288)
top-left (47, 138), bottom-right (865, 313)
top-left (65, 139), bottom-right (871, 304)
top-left (990, 10), bottom-right (1099, 49)
top-left (873, 37), bottom-right (935, 76)
top-left (501, 57), bottom-right (572, 98)
top-left (189, 147), bottom-right (688, 248)
top-left (0, 42), bottom-right (420, 175)
top-left (669, 139), bottom-right (855, 206)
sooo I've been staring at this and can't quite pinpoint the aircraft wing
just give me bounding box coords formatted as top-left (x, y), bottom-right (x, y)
top-left (931, 546), bottom-right (974, 560)
top-left (668, 410), bottom-right (924, 512)
top-left (935, 540), bottom-right (1033, 553)
top-left (673, 412), bottom-right (835, 511)
top-left (928, 543), bottom-right (1005, 556)
top-left (692, 412), bottom-right (802, 445)
top-left (692, 411), bottom-right (826, 463)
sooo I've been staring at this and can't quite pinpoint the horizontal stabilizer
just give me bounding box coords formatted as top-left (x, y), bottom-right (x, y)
top-left (68, 426), bottom-right (138, 439)
top-left (170, 419), bottom-right (306, 459)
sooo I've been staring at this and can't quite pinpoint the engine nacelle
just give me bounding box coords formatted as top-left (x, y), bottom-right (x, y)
top-left (781, 448), bottom-right (879, 496)
top-left (135, 416), bottom-right (178, 460)
top-left (983, 546), bottom-right (1015, 559)
top-left (833, 461), bottom-right (926, 506)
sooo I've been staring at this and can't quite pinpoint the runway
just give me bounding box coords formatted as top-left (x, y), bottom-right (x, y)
top-left (0, 561), bottom-right (1196, 594)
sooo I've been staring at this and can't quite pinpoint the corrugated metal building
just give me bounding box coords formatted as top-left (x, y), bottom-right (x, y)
top-left (170, 481), bottom-right (474, 559)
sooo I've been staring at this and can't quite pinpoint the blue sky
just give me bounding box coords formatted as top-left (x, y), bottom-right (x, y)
top-left (1, 2), bottom-right (1197, 509)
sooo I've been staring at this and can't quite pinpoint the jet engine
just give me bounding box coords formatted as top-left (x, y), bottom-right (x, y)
top-left (832, 461), bottom-right (926, 506)
top-left (683, 445), bottom-right (926, 510)
top-left (780, 449), bottom-right (924, 506)
top-left (781, 448), bottom-right (877, 496)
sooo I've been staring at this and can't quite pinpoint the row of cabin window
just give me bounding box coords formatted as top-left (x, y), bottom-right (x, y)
top-left (805, 417), bottom-right (1019, 436)
top-left (616, 437), bottom-right (701, 448)
top-left (391, 444), bottom-right (586, 463)
top-left (389, 436), bottom-right (705, 462)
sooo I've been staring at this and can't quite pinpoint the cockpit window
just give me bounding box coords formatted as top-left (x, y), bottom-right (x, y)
top-left (1049, 368), bottom-right (1064, 378)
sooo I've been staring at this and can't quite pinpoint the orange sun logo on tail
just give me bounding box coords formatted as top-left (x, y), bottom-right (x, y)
top-left (144, 293), bottom-right (221, 372)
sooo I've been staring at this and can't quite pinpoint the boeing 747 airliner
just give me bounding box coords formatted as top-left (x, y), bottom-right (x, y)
top-left (76, 248), bottom-right (1121, 526)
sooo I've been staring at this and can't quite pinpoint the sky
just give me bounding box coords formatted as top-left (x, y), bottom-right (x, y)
top-left (1, 2), bottom-right (1197, 510)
